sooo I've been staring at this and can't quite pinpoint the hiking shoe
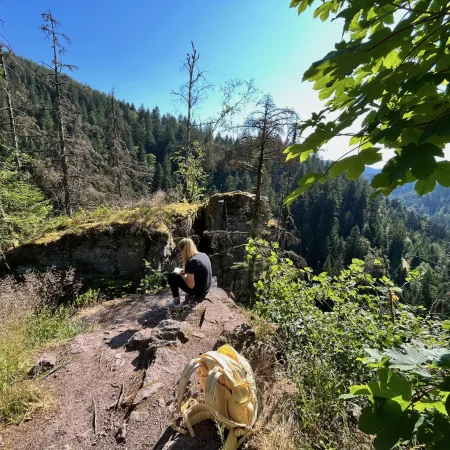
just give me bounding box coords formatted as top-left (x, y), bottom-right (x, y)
top-left (170, 299), bottom-right (183, 310)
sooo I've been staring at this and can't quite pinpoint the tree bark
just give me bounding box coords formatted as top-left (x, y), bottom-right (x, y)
top-left (279, 125), bottom-right (297, 251)
top-left (247, 101), bottom-right (269, 294)
top-left (0, 45), bottom-right (21, 170)
top-left (50, 20), bottom-right (71, 215)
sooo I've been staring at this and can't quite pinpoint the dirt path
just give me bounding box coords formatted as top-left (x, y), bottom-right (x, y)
top-left (1, 288), bottom-right (247, 450)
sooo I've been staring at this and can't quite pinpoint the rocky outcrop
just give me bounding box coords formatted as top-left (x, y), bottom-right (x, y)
top-left (202, 192), bottom-right (270, 292)
top-left (0, 204), bottom-right (200, 284)
top-left (0, 192), bottom-right (271, 294)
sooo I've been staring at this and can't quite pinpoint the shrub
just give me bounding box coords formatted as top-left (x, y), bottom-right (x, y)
top-left (248, 238), bottom-right (448, 448)
top-left (0, 271), bottom-right (88, 424)
top-left (343, 339), bottom-right (450, 449)
top-left (138, 260), bottom-right (167, 294)
top-left (75, 288), bottom-right (101, 307)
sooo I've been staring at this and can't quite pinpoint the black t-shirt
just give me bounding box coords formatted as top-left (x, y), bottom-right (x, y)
top-left (185, 252), bottom-right (212, 296)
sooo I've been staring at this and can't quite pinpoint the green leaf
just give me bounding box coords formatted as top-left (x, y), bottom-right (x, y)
top-left (415, 177), bottom-right (436, 196)
top-left (446, 394), bottom-right (450, 417)
top-left (367, 370), bottom-right (412, 402)
top-left (285, 172), bottom-right (326, 204)
top-left (360, 147), bottom-right (383, 165)
top-left (359, 398), bottom-right (402, 435)
top-left (384, 345), bottom-right (429, 372)
top-left (329, 155), bottom-right (365, 180)
top-left (415, 399), bottom-right (448, 416)
top-left (419, 113), bottom-right (450, 144)
top-left (437, 354), bottom-right (450, 369)
top-left (349, 384), bottom-right (372, 396)
top-left (300, 149), bottom-right (314, 162)
top-left (436, 162), bottom-right (450, 187)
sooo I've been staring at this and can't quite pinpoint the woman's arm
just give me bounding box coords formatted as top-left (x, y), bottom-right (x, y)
top-left (181, 269), bottom-right (195, 289)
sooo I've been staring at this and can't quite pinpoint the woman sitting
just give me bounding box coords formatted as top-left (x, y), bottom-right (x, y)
top-left (168, 238), bottom-right (212, 309)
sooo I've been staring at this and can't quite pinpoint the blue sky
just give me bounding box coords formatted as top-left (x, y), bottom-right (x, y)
top-left (1, 0), bottom-right (348, 157)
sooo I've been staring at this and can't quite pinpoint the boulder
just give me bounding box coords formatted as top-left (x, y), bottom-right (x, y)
top-left (132, 382), bottom-right (164, 406)
top-left (126, 328), bottom-right (153, 351)
top-left (151, 319), bottom-right (189, 344)
top-left (203, 192), bottom-right (270, 291)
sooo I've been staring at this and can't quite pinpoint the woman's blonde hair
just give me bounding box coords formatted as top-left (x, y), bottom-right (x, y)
top-left (179, 238), bottom-right (198, 265)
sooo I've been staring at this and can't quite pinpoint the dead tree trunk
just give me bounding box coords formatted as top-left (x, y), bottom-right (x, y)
top-left (278, 124), bottom-right (297, 251)
top-left (109, 92), bottom-right (122, 198)
top-left (0, 45), bottom-right (20, 170)
top-left (247, 100), bottom-right (269, 294)
top-left (51, 31), bottom-right (71, 215)
top-left (171, 41), bottom-right (212, 199)
top-left (41, 11), bottom-right (77, 216)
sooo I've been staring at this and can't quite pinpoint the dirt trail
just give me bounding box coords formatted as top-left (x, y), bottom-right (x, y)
top-left (1, 287), bottom-right (247, 450)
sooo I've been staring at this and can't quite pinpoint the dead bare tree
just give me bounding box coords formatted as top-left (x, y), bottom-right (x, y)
top-left (277, 120), bottom-right (298, 251)
top-left (171, 41), bottom-right (213, 197)
top-left (41, 11), bottom-right (78, 215)
top-left (228, 95), bottom-right (296, 293)
top-left (0, 43), bottom-right (20, 169)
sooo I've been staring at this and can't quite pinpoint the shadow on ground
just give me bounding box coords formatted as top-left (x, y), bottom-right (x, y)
top-left (152, 421), bottom-right (221, 450)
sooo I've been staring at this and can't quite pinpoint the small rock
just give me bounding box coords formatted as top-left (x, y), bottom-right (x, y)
top-left (129, 411), bottom-right (150, 423)
top-left (133, 382), bottom-right (164, 406)
top-left (192, 331), bottom-right (206, 339)
top-left (158, 398), bottom-right (165, 407)
top-left (126, 328), bottom-right (153, 351)
top-left (114, 353), bottom-right (122, 359)
top-left (152, 320), bottom-right (189, 344)
top-left (28, 353), bottom-right (57, 377)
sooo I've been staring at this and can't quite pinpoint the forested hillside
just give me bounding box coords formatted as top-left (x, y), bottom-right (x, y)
top-left (2, 54), bottom-right (236, 206)
top-left (1, 49), bottom-right (449, 312)
top-left (393, 185), bottom-right (450, 229)
top-left (365, 169), bottom-right (450, 229)
top-left (2, 2), bottom-right (450, 449)
top-left (290, 157), bottom-right (450, 311)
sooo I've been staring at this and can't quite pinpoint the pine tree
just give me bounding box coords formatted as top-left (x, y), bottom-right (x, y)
top-left (105, 89), bottom-right (128, 198)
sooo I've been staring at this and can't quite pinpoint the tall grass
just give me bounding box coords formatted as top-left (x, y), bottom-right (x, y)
top-left (0, 271), bottom-right (88, 424)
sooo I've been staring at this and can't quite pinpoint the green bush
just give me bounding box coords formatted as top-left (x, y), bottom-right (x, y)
top-left (75, 288), bottom-right (101, 307)
top-left (343, 338), bottom-right (450, 449)
top-left (138, 260), bottom-right (166, 294)
top-left (248, 238), bottom-right (448, 447)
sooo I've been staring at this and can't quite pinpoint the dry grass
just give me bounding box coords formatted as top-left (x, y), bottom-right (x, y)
top-left (33, 195), bottom-right (201, 246)
top-left (242, 340), bottom-right (301, 450)
top-left (0, 271), bottom-right (88, 424)
top-left (239, 328), bottom-right (372, 450)
top-left (0, 381), bottom-right (53, 426)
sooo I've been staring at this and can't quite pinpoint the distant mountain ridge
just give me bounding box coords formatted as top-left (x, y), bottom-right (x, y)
top-left (362, 167), bottom-right (450, 228)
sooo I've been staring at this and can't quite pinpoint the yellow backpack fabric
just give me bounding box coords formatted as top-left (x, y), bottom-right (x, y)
top-left (173, 344), bottom-right (258, 450)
